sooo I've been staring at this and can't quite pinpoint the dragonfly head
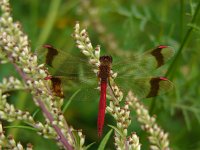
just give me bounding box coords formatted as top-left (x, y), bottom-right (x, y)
top-left (99, 55), bottom-right (113, 66)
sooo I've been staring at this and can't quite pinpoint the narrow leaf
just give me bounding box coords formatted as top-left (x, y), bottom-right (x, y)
top-left (32, 108), bottom-right (40, 118)
top-left (97, 129), bottom-right (113, 150)
top-left (108, 124), bottom-right (124, 137)
top-left (62, 89), bottom-right (81, 113)
top-left (183, 110), bottom-right (191, 130)
top-left (85, 142), bottom-right (96, 150)
top-left (4, 125), bottom-right (37, 131)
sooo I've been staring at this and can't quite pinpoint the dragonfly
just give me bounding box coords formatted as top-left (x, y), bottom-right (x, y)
top-left (38, 44), bottom-right (174, 137)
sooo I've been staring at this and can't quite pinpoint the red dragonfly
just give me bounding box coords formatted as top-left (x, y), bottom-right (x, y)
top-left (38, 44), bottom-right (174, 137)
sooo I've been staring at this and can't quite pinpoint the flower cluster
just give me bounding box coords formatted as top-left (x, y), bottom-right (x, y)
top-left (0, 121), bottom-right (33, 149)
top-left (73, 22), bottom-right (100, 71)
top-left (107, 98), bottom-right (141, 150)
top-left (0, 94), bottom-right (34, 123)
top-left (0, 0), bottom-right (85, 149)
top-left (0, 77), bottom-right (26, 93)
top-left (126, 91), bottom-right (170, 150)
top-left (0, 78), bottom-right (58, 141)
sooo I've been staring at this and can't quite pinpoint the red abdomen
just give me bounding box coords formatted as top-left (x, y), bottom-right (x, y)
top-left (97, 81), bottom-right (107, 137)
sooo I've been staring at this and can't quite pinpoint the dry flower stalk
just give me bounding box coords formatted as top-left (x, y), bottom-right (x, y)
top-left (126, 91), bottom-right (170, 150)
top-left (0, 0), bottom-right (85, 149)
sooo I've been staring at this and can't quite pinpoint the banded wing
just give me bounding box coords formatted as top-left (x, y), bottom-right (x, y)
top-left (113, 46), bottom-right (174, 98)
top-left (37, 44), bottom-right (98, 98)
top-left (37, 44), bottom-right (96, 77)
top-left (117, 77), bottom-right (174, 98)
top-left (114, 46), bottom-right (174, 77)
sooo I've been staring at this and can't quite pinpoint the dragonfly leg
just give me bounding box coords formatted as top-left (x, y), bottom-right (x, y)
top-left (107, 78), bottom-right (118, 101)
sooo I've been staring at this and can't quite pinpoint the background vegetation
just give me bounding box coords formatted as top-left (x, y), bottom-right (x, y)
top-left (0, 0), bottom-right (200, 149)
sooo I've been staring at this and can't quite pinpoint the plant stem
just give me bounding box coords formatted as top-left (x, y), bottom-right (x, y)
top-left (166, 1), bottom-right (200, 78)
top-left (10, 55), bottom-right (73, 150)
top-left (150, 1), bottom-right (200, 114)
top-left (36, 0), bottom-right (62, 46)
top-left (37, 99), bottom-right (73, 150)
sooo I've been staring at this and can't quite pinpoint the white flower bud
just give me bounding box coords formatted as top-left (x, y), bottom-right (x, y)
top-left (8, 17), bottom-right (13, 23)
top-left (75, 22), bottom-right (80, 33)
top-left (117, 121), bottom-right (122, 128)
top-left (0, 124), bottom-right (3, 132)
top-left (123, 128), bottom-right (127, 135)
top-left (150, 145), bottom-right (159, 150)
top-left (80, 135), bottom-right (85, 147)
top-left (17, 142), bottom-right (23, 150)
top-left (58, 121), bottom-right (64, 127)
top-left (85, 37), bottom-right (90, 43)
top-left (81, 50), bottom-right (90, 56)
top-left (87, 42), bottom-right (93, 50)
top-left (14, 46), bottom-right (20, 52)
top-left (8, 136), bottom-right (16, 146)
top-left (106, 106), bottom-right (113, 113)
top-left (93, 69), bottom-right (99, 74)
top-left (80, 29), bottom-right (86, 36)
top-left (77, 44), bottom-right (85, 50)
top-left (89, 58), bottom-right (98, 64)
top-left (162, 141), bottom-right (169, 148)
top-left (111, 72), bottom-right (118, 78)
top-left (52, 121), bottom-right (57, 125)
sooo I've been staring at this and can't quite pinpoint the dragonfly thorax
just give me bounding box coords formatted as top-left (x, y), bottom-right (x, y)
top-left (98, 56), bottom-right (112, 81)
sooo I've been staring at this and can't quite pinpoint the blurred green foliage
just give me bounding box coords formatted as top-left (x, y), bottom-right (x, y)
top-left (1, 0), bottom-right (200, 149)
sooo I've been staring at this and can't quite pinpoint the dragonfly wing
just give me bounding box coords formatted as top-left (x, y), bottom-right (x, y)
top-left (113, 46), bottom-right (174, 77)
top-left (36, 44), bottom-right (96, 77)
top-left (149, 46), bottom-right (174, 68)
top-left (47, 76), bottom-right (101, 103)
top-left (116, 76), bottom-right (173, 98)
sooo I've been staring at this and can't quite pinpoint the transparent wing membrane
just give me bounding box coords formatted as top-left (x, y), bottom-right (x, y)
top-left (36, 45), bottom-right (174, 101)
top-left (64, 87), bottom-right (100, 103)
top-left (116, 77), bottom-right (173, 98)
top-left (36, 45), bottom-right (95, 77)
top-left (112, 46), bottom-right (174, 78)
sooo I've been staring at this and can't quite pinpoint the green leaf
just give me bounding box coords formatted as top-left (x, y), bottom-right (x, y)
top-left (187, 23), bottom-right (200, 31)
top-left (4, 125), bottom-right (37, 131)
top-left (36, 0), bottom-right (62, 46)
top-left (62, 89), bottom-right (81, 113)
top-left (117, 7), bottom-right (131, 17)
top-left (32, 108), bottom-right (40, 118)
top-left (97, 129), bottom-right (113, 150)
top-left (85, 142), bottom-right (96, 150)
top-left (183, 110), bottom-right (191, 131)
top-left (107, 124), bottom-right (123, 137)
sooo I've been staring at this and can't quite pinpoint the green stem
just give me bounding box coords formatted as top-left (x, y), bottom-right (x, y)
top-left (180, 0), bottom-right (184, 41)
top-left (36, 0), bottom-right (62, 46)
top-left (5, 125), bottom-right (37, 131)
top-left (30, 0), bottom-right (39, 49)
top-left (166, 1), bottom-right (200, 78)
top-left (150, 1), bottom-right (200, 114)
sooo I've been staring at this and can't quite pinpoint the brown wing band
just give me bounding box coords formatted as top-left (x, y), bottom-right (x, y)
top-left (43, 44), bottom-right (58, 67)
top-left (146, 77), bottom-right (162, 98)
top-left (151, 47), bottom-right (164, 68)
